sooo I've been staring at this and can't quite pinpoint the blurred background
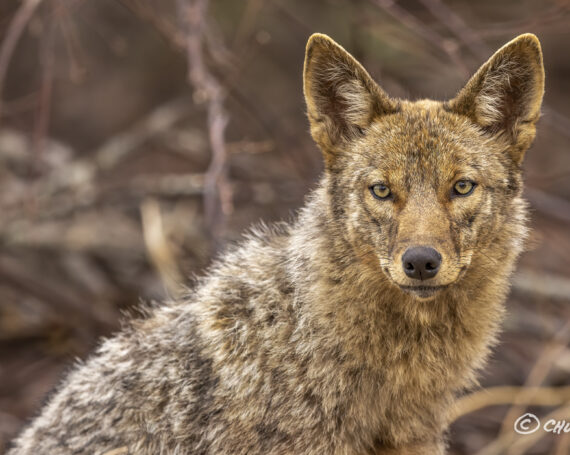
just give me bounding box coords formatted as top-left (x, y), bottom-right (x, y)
top-left (0, 0), bottom-right (569, 453)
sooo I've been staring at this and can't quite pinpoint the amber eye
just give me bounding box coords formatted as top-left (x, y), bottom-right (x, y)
top-left (370, 184), bottom-right (391, 200)
top-left (452, 180), bottom-right (476, 197)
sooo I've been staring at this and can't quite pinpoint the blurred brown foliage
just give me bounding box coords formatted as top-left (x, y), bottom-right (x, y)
top-left (0, 0), bottom-right (569, 453)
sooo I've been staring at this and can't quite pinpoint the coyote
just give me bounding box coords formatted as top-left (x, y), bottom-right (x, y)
top-left (9, 33), bottom-right (544, 455)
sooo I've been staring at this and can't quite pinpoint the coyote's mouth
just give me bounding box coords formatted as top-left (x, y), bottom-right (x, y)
top-left (399, 285), bottom-right (447, 299)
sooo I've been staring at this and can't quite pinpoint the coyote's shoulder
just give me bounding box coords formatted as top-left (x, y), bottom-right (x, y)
top-left (9, 33), bottom-right (544, 455)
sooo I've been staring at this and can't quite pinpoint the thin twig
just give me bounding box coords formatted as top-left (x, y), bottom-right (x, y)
top-left (0, 0), bottom-right (44, 120)
top-left (55, 0), bottom-right (87, 84)
top-left (177, 0), bottom-right (232, 243)
top-left (32, 4), bottom-right (56, 173)
top-left (140, 199), bottom-right (183, 298)
top-left (453, 386), bottom-right (570, 421)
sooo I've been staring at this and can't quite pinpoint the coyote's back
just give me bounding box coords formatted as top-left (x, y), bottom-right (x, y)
top-left (9, 33), bottom-right (544, 455)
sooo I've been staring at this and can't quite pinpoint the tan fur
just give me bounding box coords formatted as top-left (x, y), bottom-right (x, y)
top-left (8, 33), bottom-right (544, 454)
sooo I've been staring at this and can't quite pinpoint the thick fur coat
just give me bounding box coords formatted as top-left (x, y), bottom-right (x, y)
top-left (8, 33), bottom-right (545, 455)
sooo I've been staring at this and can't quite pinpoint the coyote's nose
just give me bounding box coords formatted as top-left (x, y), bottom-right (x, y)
top-left (402, 246), bottom-right (441, 280)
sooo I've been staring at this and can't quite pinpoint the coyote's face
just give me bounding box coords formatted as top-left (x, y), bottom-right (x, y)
top-left (304, 34), bottom-right (544, 300)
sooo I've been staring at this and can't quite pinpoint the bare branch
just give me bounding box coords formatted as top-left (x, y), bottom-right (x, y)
top-left (31, 7), bottom-right (56, 170)
top-left (140, 199), bottom-right (184, 298)
top-left (453, 385), bottom-right (570, 420)
top-left (177, 0), bottom-right (232, 243)
top-left (0, 0), bottom-right (44, 120)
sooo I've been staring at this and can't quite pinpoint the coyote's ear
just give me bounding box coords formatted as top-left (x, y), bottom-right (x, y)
top-left (447, 34), bottom-right (545, 164)
top-left (303, 34), bottom-right (397, 162)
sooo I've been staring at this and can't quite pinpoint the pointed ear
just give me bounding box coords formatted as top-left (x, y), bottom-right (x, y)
top-left (447, 34), bottom-right (545, 164)
top-left (303, 34), bottom-right (398, 161)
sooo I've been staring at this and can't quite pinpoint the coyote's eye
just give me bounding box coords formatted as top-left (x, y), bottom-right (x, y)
top-left (370, 184), bottom-right (391, 200)
top-left (452, 180), bottom-right (476, 197)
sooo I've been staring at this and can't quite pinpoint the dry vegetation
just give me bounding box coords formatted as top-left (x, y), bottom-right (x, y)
top-left (0, 0), bottom-right (569, 453)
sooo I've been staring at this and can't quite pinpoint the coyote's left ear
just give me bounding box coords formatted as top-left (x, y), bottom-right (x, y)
top-left (304, 34), bottom-right (398, 164)
top-left (448, 34), bottom-right (545, 164)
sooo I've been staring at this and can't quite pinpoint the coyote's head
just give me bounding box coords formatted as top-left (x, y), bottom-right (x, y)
top-left (303, 33), bottom-right (544, 300)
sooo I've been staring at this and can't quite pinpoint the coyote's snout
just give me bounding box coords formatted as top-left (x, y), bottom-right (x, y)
top-left (378, 160), bottom-right (481, 300)
top-left (381, 173), bottom-right (476, 299)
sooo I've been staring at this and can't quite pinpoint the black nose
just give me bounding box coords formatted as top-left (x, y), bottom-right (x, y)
top-left (402, 246), bottom-right (442, 280)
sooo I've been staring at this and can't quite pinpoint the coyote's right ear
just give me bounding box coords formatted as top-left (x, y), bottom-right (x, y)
top-left (448, 34), bottom-right (545, 164)
top-left (303, 34), bottom-right (397, 164)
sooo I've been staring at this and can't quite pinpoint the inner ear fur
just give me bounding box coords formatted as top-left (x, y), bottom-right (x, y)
top-left (303, 33), bottom-right (398, 159)
top-left (447, 34), bottom-right (545, 164)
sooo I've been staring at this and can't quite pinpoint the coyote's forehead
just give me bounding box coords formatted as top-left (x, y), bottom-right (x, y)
top-left (337, 105), bottom-right (511, 196)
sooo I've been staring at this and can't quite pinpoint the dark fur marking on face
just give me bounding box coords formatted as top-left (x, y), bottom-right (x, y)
top-left (448, 220), bottom-right (462, 257)
top-left (328, 173), bottom-right (347, 221)
top-left (387, 220), bottom-right (399, 257)
top-left (359, 191), bottom-right (383, 231)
